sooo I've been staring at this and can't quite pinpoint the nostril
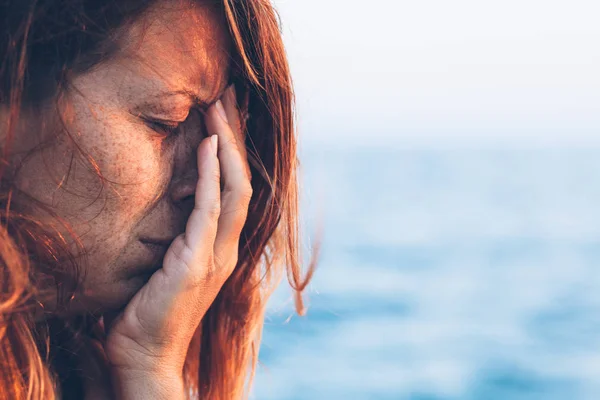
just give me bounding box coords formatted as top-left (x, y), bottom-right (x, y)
top-left (170, 176), bottom-right (195, 200)
top-left (177, 193), bottom-right (196, 213)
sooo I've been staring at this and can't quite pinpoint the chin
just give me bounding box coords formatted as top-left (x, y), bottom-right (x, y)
top-left (59, 272), bottom-right (154, 318)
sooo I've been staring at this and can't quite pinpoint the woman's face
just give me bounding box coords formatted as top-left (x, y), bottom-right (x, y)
top-left (8, 0), bottom-right (233, 315)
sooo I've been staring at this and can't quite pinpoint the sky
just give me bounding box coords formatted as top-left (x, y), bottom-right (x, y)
top-left (272, 0), bottom-right (600, 148)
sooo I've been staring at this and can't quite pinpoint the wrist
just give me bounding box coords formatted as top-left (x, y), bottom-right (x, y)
top-left (111, 369), bottom-right (185, 400)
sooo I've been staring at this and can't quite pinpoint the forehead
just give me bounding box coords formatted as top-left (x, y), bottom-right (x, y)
top-left (114, 0), bottom-right (232, 99)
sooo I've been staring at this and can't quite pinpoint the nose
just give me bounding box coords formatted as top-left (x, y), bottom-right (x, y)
top-left (169, 112), bottom-right (205, 212)
top-left (170, 171), bottom-right (197, 214)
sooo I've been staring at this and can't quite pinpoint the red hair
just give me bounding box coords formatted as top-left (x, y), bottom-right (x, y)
top-left (0, 0), bottom-right (316, 398)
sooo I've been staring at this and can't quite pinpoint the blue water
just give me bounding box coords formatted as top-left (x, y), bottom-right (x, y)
top-left (251, 146), bottom-right (600, 400)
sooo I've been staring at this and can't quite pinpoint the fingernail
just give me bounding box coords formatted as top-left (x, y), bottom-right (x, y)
top-left (215, 100), bottom-right (228, 123)
top-left (210, 134), bottom-right (218, 156)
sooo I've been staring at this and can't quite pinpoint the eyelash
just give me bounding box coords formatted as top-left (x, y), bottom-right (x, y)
top-left (144, 119), bottom-right (181, 137)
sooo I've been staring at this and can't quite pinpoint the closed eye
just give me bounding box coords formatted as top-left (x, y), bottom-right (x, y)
top-left (143, 118), bottom-right (181, 137)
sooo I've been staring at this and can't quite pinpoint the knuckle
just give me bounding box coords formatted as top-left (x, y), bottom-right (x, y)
top-left (166, 242), bottom-right (194, 274)
top-left (163, 239), bottom-right (222, 301)
top-left (213, 251), bottom-right (238, 275)
top-left (196, 202), bottom-right (221, 221)
top-left (211, 169), bottom-right (221, 185)
top-left (224, 134), bottom-right (238, 148)
top-left (224, 180), bottom-right (253, 202)
top-left (239, 182), bottom-right (253, 203)
top-left (229, 206), bottom-right (250, 231)
top-left (206, 204), bottom-right (221, 221)
top-left (221, 195), bottom-right (250, 227)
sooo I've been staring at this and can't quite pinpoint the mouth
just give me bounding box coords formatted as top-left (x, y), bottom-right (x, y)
top-left (140, 237), bottom-right (175, 247)
top-left (140, 240), bottom-right (170, 257)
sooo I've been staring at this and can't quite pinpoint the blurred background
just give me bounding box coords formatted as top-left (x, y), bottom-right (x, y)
top-left (252, 1), bottom-right (600, 399)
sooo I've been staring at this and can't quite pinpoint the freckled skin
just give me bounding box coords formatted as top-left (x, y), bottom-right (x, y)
top-left (5, 0), bottom-right (232, 315)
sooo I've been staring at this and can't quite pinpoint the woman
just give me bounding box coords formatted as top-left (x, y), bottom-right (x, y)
top-left (0, 0), bottom-right (314, 398)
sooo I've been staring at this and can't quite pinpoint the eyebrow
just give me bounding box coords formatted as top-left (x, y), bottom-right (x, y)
top-left (155, 89), bottom-right (210, 109)
top-left (153, 78), bottom-right (233, 110)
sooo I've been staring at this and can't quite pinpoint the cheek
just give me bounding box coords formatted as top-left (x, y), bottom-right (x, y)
top-left (93, 130), bottom-right (170, 214)
top-left (111, 148), bottom-right (165, 210)
top-left (69, 108), bottom-right (172, 219)
top-left (59, 82), bottom-right (174, 230)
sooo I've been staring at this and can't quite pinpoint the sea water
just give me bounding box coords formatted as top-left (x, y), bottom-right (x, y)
top-left (252, 146), bottom-right (600, 400)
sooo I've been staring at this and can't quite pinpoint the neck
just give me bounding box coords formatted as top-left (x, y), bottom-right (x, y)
top-left (41, 315), bottom-right (109, 399)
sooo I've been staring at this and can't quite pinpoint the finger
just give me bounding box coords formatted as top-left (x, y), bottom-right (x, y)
top-left (205, 100), bottom-right (252, 267)
top-left (115, 136), bottom-right (221, 345)
top-left (221, 85), bottom-right (251, 180)
top-left (183, 135), bottom-right (220, 249)
top-left (222, 85), bottom-right (242, 139)
top-left (160, 135), bottom-right (220, 285)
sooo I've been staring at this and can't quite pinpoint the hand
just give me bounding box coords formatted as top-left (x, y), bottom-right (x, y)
top-left (101, 86), bottom-right (251, 399)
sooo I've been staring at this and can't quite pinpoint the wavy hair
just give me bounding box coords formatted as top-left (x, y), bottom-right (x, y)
top-left (0, 0), bottom-right (315, 398)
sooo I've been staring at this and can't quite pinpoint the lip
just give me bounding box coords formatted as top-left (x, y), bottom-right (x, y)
top-left (140, 237), bottom-right (175, 247)
top-left (127, 239), bottom-right (172, 279)
top-left (126, 260), bottom-right (162, 280)
top-left (140, 240), bottom-right (170, 260)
